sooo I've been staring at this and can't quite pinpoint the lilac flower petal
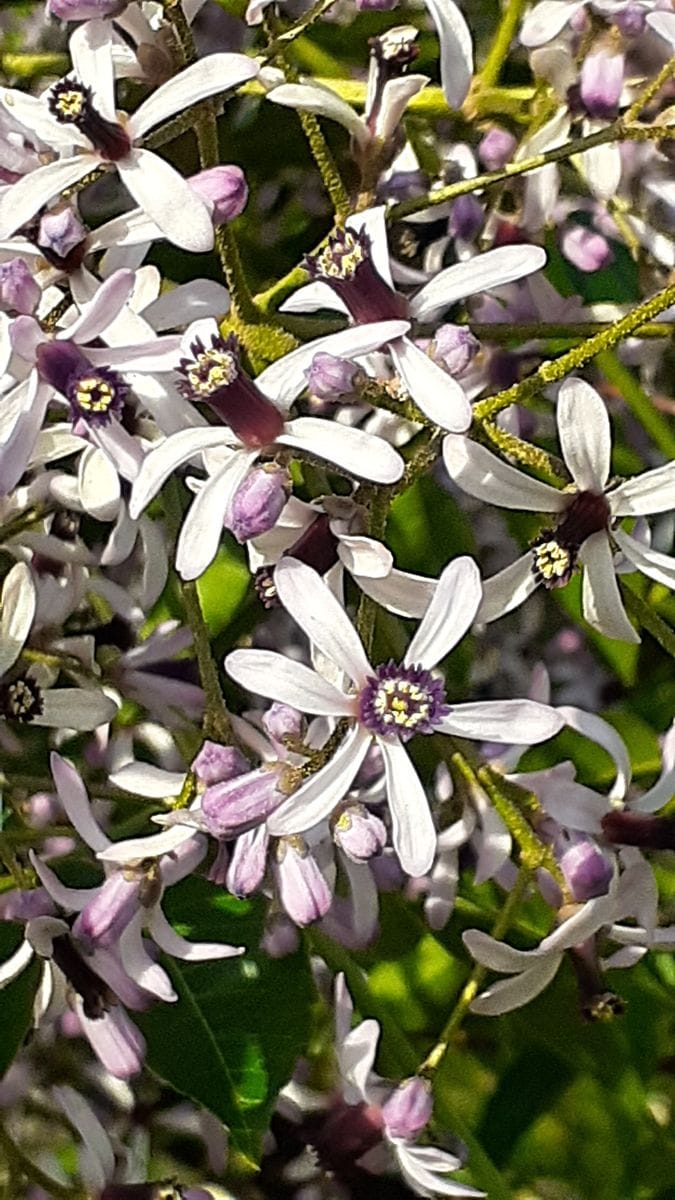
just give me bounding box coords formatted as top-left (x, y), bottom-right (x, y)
top-left (53, 1084), bottom-right (115, 1193)
top-left (0, 940), bottom-right (34, 987)
top-left (117, 149), bottom-right (214, 253)
top-left (279, 418), bottom-right (404, 484)
top-left (610, 460), bottom-right (675, 517)
top-left (469, 956), bottom-right (562, 1015)
top-left (50, 753), bottom-right (110, 852)
top-left (275, 557), bottom-right (372, 685)
top-left (477, 552), bottom-right (540, 624)
top-left (29, 851), bottom-right (95, 912)
top-left (355, 567), bottom-right (435, 619)
top-left (411, 245), bottom-right (547, 323)
top-left (424, 0), bottom-right (473, 109)
top-left (443, 434), bottom-right (565, 512)
top-left (226, 648), bottom-right (355, 715)
top-left (129, 426), bottom-right (227, 519)
top-left (119, 914), bottom-right (177, 1002)
top-left (267, 724), bottom-right (372, 836)
top-left (556, 377), bottom-right (611, 492)
top-left (128, 53), bottom-right (259, 141)
top-left (520, 0), bottom-right (586, 47)
top-left (97, 824), bottom-right (198, 865)
top-left (65, 269), bottom-right (135, 345)
top-left (440, 700), bottom-right (564, 744)
top-left (614, 528), bottom-right (675, 590)
top-left (176, 452), bottom-right (258, 581)
top-left (380, 738), bottom-right (437, 876)
top-left (404, 555), bottom-right (481, 670)
top-left (69, 18), bottom-right (116, 122)
top-left (268, 83), bottom-right (369, 148)
top-left (396, 1143), bottom-right (483, 1198)
top-left (339, 1019), bottom-right (380, 1102)
top-left (557, 704), bottom-right (631, 802)
top-left (580, 531), bottom-right (639, 643)
top-left (37, 689), bottom-right (119, 731)
top-left (77, 1000), bottom-right (146, 1079)
top-left (0, 156), bottom-right (92, 240)
top-left (388, 337), bottom-right (472, 432)
top-left (279, 280), bottom-right (350, 317)
top-left (0, 562), bottom-right (35, 677)
top-left (149, 907), bottom-right (244, 960)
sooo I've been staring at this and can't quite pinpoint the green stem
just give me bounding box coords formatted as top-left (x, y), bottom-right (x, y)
top-left (261, 0), bottom-right (340, 60)
top-left (620, 581), bottom-right (675, 659)
top-left (298, 110), bottom-right (350, 218)
top-left (469, 321), bottom-right (674, 341)
top-left (355, 486), bottom-right (390, 658)
top-left (390, 119), bottom-right (675, 221)
top-left (473, 278), bottom-right (675, 421)
top-left (479, 421), bottom-right (567, 485)
top-left (480, 0), bottom-right (528, 88)
top-left (625, 53), bottom-right (675, 123)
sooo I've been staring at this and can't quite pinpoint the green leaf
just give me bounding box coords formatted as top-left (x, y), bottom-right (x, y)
top-left (137, 877), bottom-right (314, 1166)
top-left (387, 472), bottom-right (475, 575)
top-left (196, 542), bottom-right (252, 637)
top-left (0, 923), bottom-right (41, 1078)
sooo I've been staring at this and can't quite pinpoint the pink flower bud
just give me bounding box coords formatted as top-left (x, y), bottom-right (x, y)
top-left (262, 701), bottom-right (306, 749)
top-left (382, 1077), bottom-right (433, 1140)
top-left (0, 259), bottom-right (40, 315)
top-left (38, 207), bottom-right (87, 269)
top-left (580, 48), bottom-right (625, 120)
top-left (189, 166), bottom-right (248, 224)
top-left (306, 352), bottom-right (362, 401)
top-left (273, 836), bottom-right (332, 926)
top-left (561, 224), bottom-right (613, 272)
top-left (227, 825), bottom-right (269, 897)
top-left (201, 766), bottom-right (284, 838)
top-left (46, 0), bottom-right (128, 17)
top-left (227, 465), bottom-right (290, 543)
top-left (429, 323), bottom-right (480, 377)
top-left (332, 803), bottom-right (387, 863)
top-left (192, 740), bottom-right (249, 787)
top-left (559, 837), bottom-right (613, 902)
top-left (73, 872), bottom-right (143, 950)
top-left (478, 126), bottom-right (517, 170)
top-left (449, 194), bottom-right (484, 241)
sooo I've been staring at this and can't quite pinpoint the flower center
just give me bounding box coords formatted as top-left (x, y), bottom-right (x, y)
top-left (358, 661), bottom-right (448, 742)
top-left (179, 333), bottom-right (285, 448)
top-left (47, 77), bottom-right (131, 162)
top-left (531, 490), bottom-right (611, 590)
top-left (0, 676), bottom-right (43, 723)
top-left (305, 229), bottom-right (409, 325)
top-left (68, 368), bottom-right (128, 425)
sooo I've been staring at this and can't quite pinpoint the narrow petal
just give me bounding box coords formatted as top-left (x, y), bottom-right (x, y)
top-left (65, 269), bottom-right (135, 345)
top-left (440, 699), bottom-right (564, 744)
top-left (29, 852), bottom-right (95, 912)
top-left (355, 567), bottom-right (435, 619)
top-left (267, 82), bottom-right (369, 148)
top-left (580, 532), bottom-right (639, 643)
top-left (97, 824), bottom-right (198, 865)
top-left (442, 434), bottom-right (564, 512)
top-left (337, 535), bottom-right (392, 580)
top-left (388, 337), bottom-right (471, 432)
top-left (53, 1084), bottom-right (115, 1193)
top-left (0, 939), bottom-right (34, 988)
top-left (225, 647), bottom-right (355, 716)
top-left (520, 0), bottom-right (585, 46)
top-left (275, 557), bottom-right (372, 686)
top-left (267, 724), bottom-right (371, 836)
top-left (339, 1018), bottom-right (380, 1102)
top-left (0, 156), bottom-right (91, 239)
top-left (37, 688), bottom-right (119, 731)
top-left (0, 561), bottom-right (36, 677)
top-left (142, 279), bottom-right (230, 331)
top-left (411, 245), bottom-right (547, 323)
top-left (256, 320), bottom-right (410, 410)
top-left (404, 556), bottom-right (481, 669)
top-left (557, 705), bottom-right (631, 802)
top-left (129, 426), bottom-right (226, 518)
top-left (70, 18), bottom-right (116, 121)
top-left (424, 0), bottom-right (473, 109)
top-left (79, 446), bottom-right (120, 521)
top-left (279, 418), bottom-right (404, 484)
top-left (119, 914), bottom-right (176, 1002)
top-left (117, 150), bottom-right (214, 253)
top-left (614, 528), bottom-right (675, 590)
top-left (476, 553), bottom-right (539, 624)
top-left (610, 461), bottom-right (675, 517)
top-left (149, 907), bottom-right (244, 960)
top-left (556, 377), bottom-right (611, 491)
top-left (648, 10), bottom-right (675, 46)
top-left (129, 53), bottom-right (259, 140)
top-left (109, 763), bottom-right (185, 798)
top-left (380, 739), bottom-right (437, 876)
top-left (279, 280), bottom-right (349, 317)
top-left (50, 751), bottom-right (110, 852)
top-left (176, 453), bottom-right (257, 581)
top-left (469, 956), bottom-right (561, 1015)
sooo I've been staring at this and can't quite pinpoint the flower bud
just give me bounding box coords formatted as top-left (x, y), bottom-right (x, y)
top-left (73, 871), bottom-right (143, 950)
top-left (0, 259), bottom-right (40, 315)
top-left (448, 194), bottom-right (484, 241)
top-left (273, 835), bottom-right (332, 926)
top-left (38, 207), bottom-right (87, 270)
top-left (559, 837), bottom-right (613, 902)
top-left (189, 166), bottom-right (248, 224)
top-left (332, 803), bottom-right (387, 863)
top-left (560, 224), bottom-right (613, 272)
top-left (192, 740), bottom-right (249, 788)
top-left (580, 49), bottom-right (625, 120)
top-left (47, 0), bottom-right (128, 18)
top-left (200, 766), bottom-right (284, 839)
top-left (227, 825), bottom-right (269, 897)
top-left (614, 4), bottom-right (646, 36)
top-left (429, 323), bottom-right (479, 377)
top-left (382, 1077), bottom-right (433, 1140)
top-left (306, 352), bottom-right (362, 401)
top-left (478, 126), bottom-right (517, 170)
top-left (226, 465), bottom-right (290, 543)
top-left (262, 701), bottom-right (306, 749)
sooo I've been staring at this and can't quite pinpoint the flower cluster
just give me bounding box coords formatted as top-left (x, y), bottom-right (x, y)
top-left (0, 0), bottom-right (673, 1197)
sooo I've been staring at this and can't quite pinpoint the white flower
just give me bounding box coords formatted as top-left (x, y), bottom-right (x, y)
top-left (225, 556), bottom-right (564, 876)
top-left (0, 19), bottom-right (258, 251)
top-left (282, 206), bottom-right (547, 433)
top-left (129, 318), bottom-right (409, 580)
top-left (444, 376), bottom-right (675, 642)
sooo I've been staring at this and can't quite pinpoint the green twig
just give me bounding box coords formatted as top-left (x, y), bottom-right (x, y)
top-left (621, 581), bottom-right (675, 659)
top-left (480, 0), bottom-right (528, 88)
